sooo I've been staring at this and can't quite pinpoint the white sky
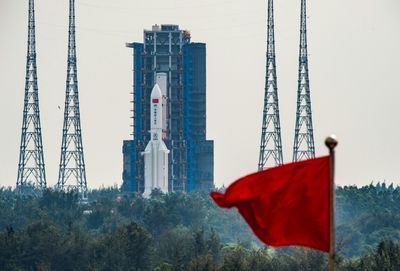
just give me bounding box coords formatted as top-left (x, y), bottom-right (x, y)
top-left (1, 0), bottom-right (400, 189)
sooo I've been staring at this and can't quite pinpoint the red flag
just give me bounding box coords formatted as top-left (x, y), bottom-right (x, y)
top-left (211, 156), bottom-right (330, 252)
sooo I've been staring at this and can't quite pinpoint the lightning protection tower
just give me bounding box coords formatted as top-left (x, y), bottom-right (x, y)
top-left (58, 0), bottom-right (88, 199)
top-left (258, 0), bottom-right (283, 170)
top-left (17, 0), bottom-right (47, 192)
top-left (292, 0), bottom-right (315, 161)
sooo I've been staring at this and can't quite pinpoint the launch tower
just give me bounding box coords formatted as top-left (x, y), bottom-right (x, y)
top-left (123, 25), bottom-right (214, 193)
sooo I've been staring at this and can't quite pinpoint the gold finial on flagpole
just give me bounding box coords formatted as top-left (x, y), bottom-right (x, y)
top-left (325, 135), bottom-right (338, 271)
top-left (325, 135), bottom-right (338, 151)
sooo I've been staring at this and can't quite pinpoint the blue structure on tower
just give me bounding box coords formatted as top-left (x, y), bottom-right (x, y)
top-left (123, 24), bottom-right (214, 193)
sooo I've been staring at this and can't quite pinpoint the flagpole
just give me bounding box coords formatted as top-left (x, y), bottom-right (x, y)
top-left (325, 135), bottom-right (338, 271)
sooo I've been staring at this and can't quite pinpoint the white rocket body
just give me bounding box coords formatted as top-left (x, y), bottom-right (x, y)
top-left (142, 83), bottom-right (169, 197)
top-left (156, 73), bottom-right (168, 139)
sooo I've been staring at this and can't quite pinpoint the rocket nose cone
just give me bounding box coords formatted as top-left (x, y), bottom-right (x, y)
top-left (151, 84), bottom-right (162, 99)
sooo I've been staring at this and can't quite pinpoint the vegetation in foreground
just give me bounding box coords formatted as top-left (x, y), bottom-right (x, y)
top-left (0, 183), bottom-right (399, 270)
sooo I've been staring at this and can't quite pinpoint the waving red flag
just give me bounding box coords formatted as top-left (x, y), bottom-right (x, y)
top-left (211, 156), bottom-right (330, 252)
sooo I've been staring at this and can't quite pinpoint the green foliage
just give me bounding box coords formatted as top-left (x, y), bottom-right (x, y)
top-left (340, 240), bottom-right (400, 271)
top-left (93, 221), bottom-right (153, 271)
top-left (0, 184), bottom-right (399, 270)
top-left (336, 184), bottom-right (400, 257)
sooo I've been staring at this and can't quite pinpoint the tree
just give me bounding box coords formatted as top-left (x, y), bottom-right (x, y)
top-left (93, 221), bottom-right (153, 271)
top-left (20, 221), bottom-right (63, 270)
top-left (220, 243), bottom-right (248, 271)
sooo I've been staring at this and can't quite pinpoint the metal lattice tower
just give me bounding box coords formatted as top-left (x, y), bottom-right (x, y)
top-left (293, 0), bottom-right (315, 161)
top-left (58, 0), bottom-right (87, 198)
top-left (17, 0), bottom-right (46, 191)
top-left (258, 0), bottom-right (283, 170)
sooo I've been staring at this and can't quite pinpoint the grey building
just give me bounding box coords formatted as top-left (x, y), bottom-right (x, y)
top-left (122, 24), bottom-right (214, 193)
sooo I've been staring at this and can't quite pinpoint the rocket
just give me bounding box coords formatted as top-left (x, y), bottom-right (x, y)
top-left (142, 83), bottom-right (169, 197)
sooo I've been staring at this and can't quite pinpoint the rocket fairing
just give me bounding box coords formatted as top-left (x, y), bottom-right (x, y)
top-left (156, 73), bottom-right (168, 139)
top-left (142, 83), bottom-right (169, 198)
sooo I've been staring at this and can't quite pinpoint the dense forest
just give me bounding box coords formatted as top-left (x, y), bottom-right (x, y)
top-left (0, 183), bottom-right (400, 270)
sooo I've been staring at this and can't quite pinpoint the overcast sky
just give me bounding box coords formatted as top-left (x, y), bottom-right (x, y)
top-left (1, 0), bottom-right (400, 189)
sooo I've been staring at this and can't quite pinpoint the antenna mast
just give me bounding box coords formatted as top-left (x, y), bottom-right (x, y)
top-left (17, 0), bottom-right (47, 191)
top-left (58, 0), bottom-right (88, 199)
top-left (293, 0), bottom-right (315, 161)
top-left (258, 0), bottom-right (283, 170)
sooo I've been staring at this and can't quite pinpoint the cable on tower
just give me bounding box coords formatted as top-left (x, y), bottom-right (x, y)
top-left (293, 0), bottom-right (315, 161)
top-left (258, 0), bottom-right (283, 170)
top-left (58, 0), bottom-right (88, 200)
top-left (17, 0), bottom-right (47, 194)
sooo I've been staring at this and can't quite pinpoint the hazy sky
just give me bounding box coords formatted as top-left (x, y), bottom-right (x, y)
top-left (1, 0), bottom-right (400, 189)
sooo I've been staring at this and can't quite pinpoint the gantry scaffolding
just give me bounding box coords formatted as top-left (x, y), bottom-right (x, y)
top-left (123, 25), bottom-right (214, 193)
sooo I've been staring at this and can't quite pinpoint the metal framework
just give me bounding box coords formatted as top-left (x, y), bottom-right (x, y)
top-left (258, 0), bottom-right (283, 170)
top-left (293, 0), bottom-right (315, 161)
top-left (17, 0), bottom-right (46, 191)
top-left (126, 26), bottom-right (189, 193)
top-left (145, 28), bottom-right (188, 192)
top-left (123, 25), bottom-right (214, 193)
top-left (58, 0), bottom-right (87, 199)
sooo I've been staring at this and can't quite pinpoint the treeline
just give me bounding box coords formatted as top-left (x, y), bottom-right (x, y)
top-left (0, 184), bottom-right (399, 270)
top-left (336, 183), bottom-right (400, 257)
